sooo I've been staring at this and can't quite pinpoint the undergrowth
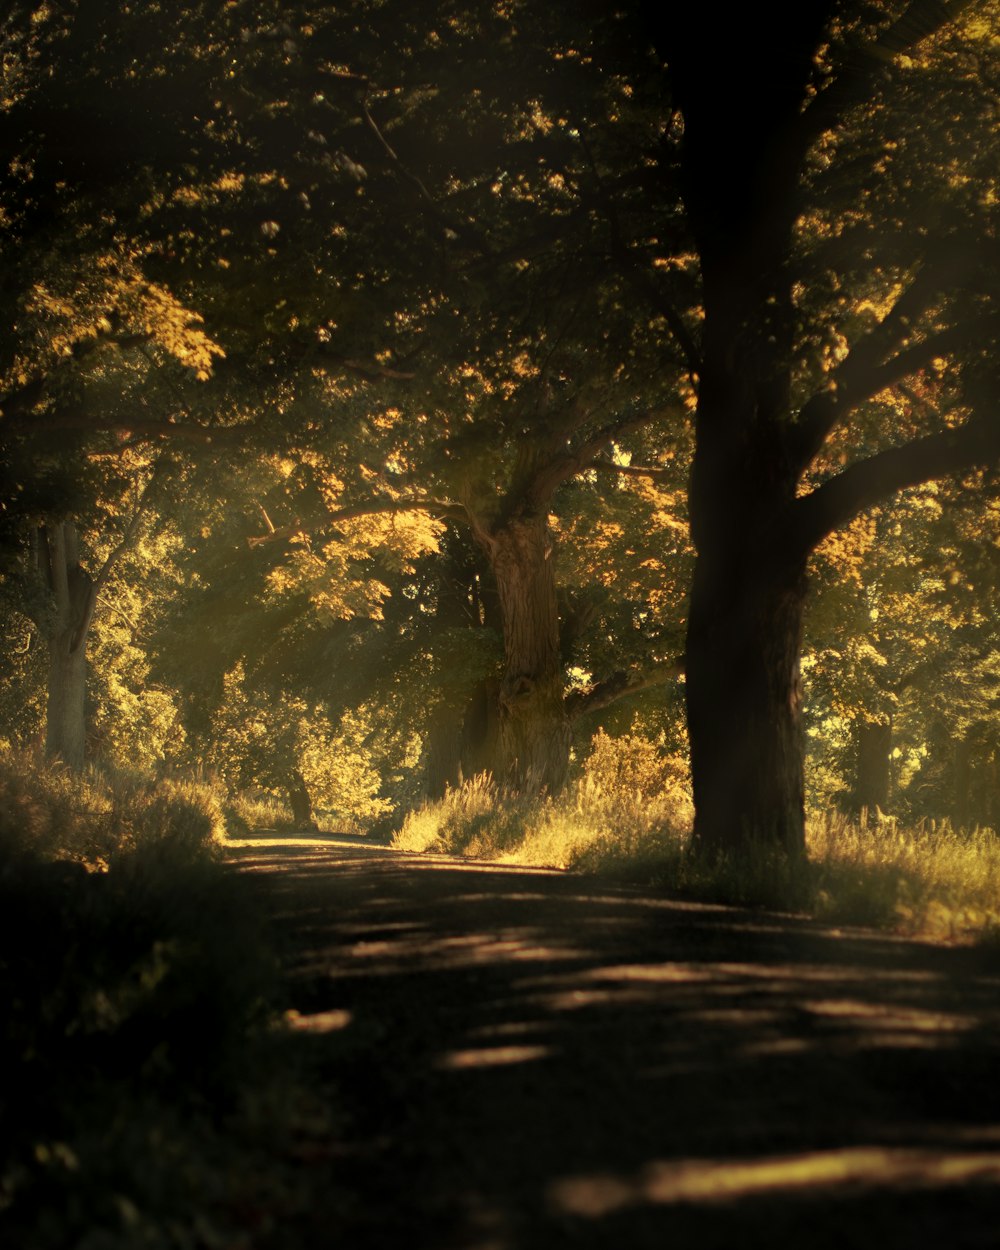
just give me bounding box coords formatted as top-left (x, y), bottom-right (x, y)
top-left (393, 734), bottom-right (1000, 943)
top-left (0, 750), bottom-right (336, 1249)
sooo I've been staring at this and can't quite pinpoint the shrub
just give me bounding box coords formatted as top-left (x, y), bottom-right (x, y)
top-left (393, 731), bottom-right (694, 871)
top-left (0, 751), bottom-right (317, 1249)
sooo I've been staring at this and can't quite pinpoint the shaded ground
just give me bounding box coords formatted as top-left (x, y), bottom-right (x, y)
top-left (227, 835), bottom-right (1000, 1249)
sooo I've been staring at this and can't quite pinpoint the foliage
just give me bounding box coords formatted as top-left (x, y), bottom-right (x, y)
top-left (0, 750), bottom-right (225, 865)
top-left (0, 752), bottom-right (332, 1249)
top-left (394, 730), bottom-right (692, 866)
top-left (397, 763), bottom-right (1000, 942)
top-left (208, 663), bottom-right (392, 829)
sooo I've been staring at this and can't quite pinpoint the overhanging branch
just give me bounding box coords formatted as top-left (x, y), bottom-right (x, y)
top-left (791, 310), bottom-right (984, 472)
top-left (794, 415), bottom-right (1000, 554)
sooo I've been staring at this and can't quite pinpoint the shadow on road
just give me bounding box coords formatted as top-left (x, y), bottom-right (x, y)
top-left (229, 842), bottom-right (1000, 1250)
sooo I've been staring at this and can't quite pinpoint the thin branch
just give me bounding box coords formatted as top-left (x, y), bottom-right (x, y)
top-left (97, 595), bottom-right (142, 636)
top-left (361, 95), bottom-right (489, 253)
top-left (794, 416), bottom-right (1000, 554)
top-left (575, 128), bottom-right (701, 377)
top-left (589, 459), bottom-right (674, 482)
top-left (93, 466), bottom-right (164, 593)
top-left (340, 358), bottom-right (416, 382)
top-left (565, 659), bottom-right (684, 721)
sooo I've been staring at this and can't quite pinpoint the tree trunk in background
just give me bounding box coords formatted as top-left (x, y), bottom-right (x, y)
top-left (424, 702), bottom-right (463, 797)
top-left (460, 677), bottom-right (501, 781)
top-left (686, 552), bottom-right (808, 859)
top-left (852, 715), bottom-right (892, 817)
top-left (287, 769), bottom-right (317, 829)
top-left (35, 522), bottom-right (97, 770)
top-left (483, 514), bottom-right (571, 794)
top-left (954, 728), bottom-right (974, 831)
top-left (45, 630), bottom-right (89, 769)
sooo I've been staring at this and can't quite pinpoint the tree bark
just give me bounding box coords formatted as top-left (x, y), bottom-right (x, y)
top-left (685, 552), bottom-right (808, 859)
top-left (45, 628), bottom-right (89, 769)
top-left (482, 514), bottom-right (571, 794)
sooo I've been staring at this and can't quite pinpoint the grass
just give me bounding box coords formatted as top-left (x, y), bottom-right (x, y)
top-left (392, 744), bottom-right (1000, 943)
top-left (0, 750), bottom-right (337, 1249)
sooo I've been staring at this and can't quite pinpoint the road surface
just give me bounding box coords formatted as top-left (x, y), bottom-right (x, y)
top-left (228, 834), bottom-right (1000, 1249)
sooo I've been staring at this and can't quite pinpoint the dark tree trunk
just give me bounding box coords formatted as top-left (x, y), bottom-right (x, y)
top-left (35, 523), bottom-right (97, 770)
top-left (482, 514), bottom-right (571, 793)
top-left (424, 704), bottom-right (463, 797)
top-left (852, 715), bottom-right (892, 816)
top-left (287, 770), bottom-right (317, 829)
top-left (685, 552), bottom-right (808, 859)
top-left (460, 678), bottom-right (501, 781)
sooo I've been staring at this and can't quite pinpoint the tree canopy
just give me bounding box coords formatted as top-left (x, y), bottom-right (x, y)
top-left (1, 0), bottom-right (998, 856)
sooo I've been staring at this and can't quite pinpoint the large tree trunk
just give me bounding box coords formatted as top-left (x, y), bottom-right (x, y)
top-left (45, 628), bottom-right (89, 769)
top-left (685, 552), bottom-right (808, 859)
top-left (483, 514), bottom-right (570, 793)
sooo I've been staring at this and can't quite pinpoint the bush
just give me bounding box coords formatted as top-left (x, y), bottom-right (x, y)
top-left (393, 731), bottom-right (693, 872)
top-left (0, 751), bottom-right (317, 1249)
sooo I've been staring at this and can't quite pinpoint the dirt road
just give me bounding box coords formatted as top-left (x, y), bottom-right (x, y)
top-left (228, 836), bottom-right (1000, 1249)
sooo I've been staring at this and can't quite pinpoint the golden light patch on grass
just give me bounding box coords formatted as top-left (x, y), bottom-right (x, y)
top-left (549, 1147), bottom-right (1000, 1217)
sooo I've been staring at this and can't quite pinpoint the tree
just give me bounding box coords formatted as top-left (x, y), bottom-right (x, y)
top-left (644, 2), bottom-right (1000, 855)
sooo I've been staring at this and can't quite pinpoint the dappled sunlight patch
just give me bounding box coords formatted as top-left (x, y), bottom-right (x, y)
top-left (581, 962), bottom-right (716, 984)
top-left (345, 927), bottom-right (585, 971)
top-left (284, 1007), bottom-right (353, 1034)
top-left (438, 1044), bottom-right (552, 1070)
top-left (801, 998), bottom-right (974, 1035)
top-left (549, 1147), bottom-right (1000, 1216)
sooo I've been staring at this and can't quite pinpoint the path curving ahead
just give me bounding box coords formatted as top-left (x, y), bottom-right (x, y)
top-left (228, 836), bottom-right (1000, 1250)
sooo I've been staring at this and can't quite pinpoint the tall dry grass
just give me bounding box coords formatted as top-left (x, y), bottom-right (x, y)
top-left (393, 736), bottom-right (1000, 941)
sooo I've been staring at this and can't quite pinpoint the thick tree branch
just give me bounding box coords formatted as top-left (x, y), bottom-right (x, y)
top-left (794, 416), bottom-right (1000, 554)
top-left (791, 314), bottom-right (994, 471)
top-left (93, 470), bottom-right (161, 594)
top-left (5, 404), bottom-right (247, 447)
top-left (46, 522), bottom-right (71, 613)
top-left (527, 406), bottom-right (678, 509)
top-left (589, 459), bottom-right (674, 482)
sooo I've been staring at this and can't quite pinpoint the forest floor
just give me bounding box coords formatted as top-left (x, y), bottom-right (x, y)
top-left (225, 832), bottom-right (1000, 1250)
